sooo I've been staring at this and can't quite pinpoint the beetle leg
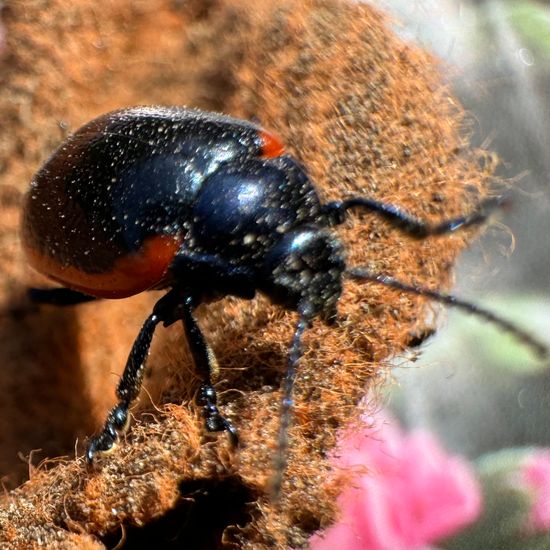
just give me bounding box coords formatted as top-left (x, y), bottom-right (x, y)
top-left (323, 195), bottom-right (505, 238)
top-left (28, 287), bottom-right (97, 306)
top-left (86, 306), bottom-right (164, 463)
top-left (179, 292), bottom-right (239, 446)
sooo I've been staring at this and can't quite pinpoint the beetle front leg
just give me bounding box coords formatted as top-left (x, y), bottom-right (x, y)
top-left (323, 195), bottom-right (504, 238)
top-left (180, 292), bottom-right (239, 446)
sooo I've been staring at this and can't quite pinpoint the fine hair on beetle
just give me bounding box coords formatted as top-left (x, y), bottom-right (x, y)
top-left (22, 106), bottom-right (549, 498)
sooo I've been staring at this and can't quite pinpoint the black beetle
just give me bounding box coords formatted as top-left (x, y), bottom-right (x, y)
top-left (22, 106), bottom-right (547, 495)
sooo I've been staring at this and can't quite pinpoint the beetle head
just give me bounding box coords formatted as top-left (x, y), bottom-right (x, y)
top-left (259, 226), bottom-right (345, 321)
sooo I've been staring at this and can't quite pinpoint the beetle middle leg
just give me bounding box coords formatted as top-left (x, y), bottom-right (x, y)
top-left (167, 250), bottom-right (258, 445)
top-left (179, 292), bottom-right (239, 446)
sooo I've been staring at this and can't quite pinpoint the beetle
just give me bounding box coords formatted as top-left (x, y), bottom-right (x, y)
top-left (22, 106), bottom-right (547, 495)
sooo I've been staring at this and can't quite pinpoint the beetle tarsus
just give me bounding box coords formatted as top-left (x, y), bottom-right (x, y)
top-left (86, 400), bottom-right (131, 464)
top-left (199, 383), bottom-right (239, 446)
top-left (86, 431), bottom-right (116, 465)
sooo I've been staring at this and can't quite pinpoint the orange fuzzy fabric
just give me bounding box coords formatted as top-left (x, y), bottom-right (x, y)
top-left (0, 0), bottom-right (495, 547)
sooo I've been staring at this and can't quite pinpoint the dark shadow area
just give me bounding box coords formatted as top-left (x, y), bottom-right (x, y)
top-left (101, 477), bottom-right (256, 550)
top-left (0, 186), bottom-right (96, 488)
top-left (0, 299), bottom-right (95, 488)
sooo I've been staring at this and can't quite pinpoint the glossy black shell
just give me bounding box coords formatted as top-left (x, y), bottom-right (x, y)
top-left (22, 106), bottom-right (333, 302)
top-left (23, 107), bottom-right (267, 275)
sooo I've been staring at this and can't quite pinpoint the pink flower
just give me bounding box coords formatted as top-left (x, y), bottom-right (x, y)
top-left (311, 412), bottom-right (482, 550)
top-left (522, 451), bottom-right (550, 532)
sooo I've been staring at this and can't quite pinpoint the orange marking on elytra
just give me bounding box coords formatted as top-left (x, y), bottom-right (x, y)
top-left (259, 129), bottom-right (285, 158)
top-left (25, 234), bottom-right (182, 299)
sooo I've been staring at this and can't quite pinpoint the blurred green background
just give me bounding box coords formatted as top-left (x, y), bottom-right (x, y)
top-left (374, 0), bottom-right (550, 460)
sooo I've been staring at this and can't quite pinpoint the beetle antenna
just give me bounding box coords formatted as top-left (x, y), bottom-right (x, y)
top-left (271, 311), bottom-right (311, 500)
top-left (347, 268), bottom-right (549, 359)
